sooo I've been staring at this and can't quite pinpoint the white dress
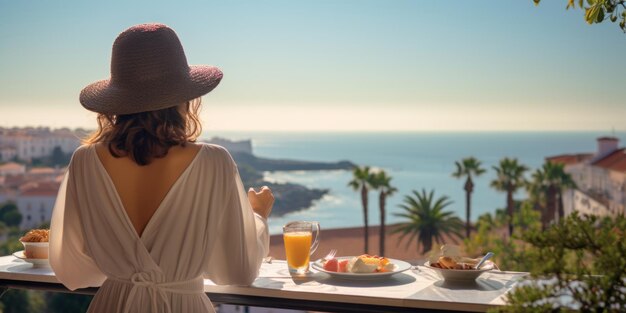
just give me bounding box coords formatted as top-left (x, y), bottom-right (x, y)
top-left (49, 143), bottom-right (269, 313)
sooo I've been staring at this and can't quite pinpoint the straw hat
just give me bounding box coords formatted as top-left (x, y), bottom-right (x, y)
top-left (79, 23), bottom-right (223, 115)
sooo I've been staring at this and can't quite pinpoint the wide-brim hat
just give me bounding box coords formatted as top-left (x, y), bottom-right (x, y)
top-left (79, 23), bottom-right (223, 115)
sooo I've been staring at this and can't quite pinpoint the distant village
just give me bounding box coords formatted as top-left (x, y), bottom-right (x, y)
top-left (0, 127), bottom-right (253, 231)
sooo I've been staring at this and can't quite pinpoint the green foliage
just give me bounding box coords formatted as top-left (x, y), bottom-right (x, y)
top-left (349, 165), bottom-right (377, 253)
top-left (533, 0), bottom-right (626, 33)
top-left (393, 189), bottom-right (464, 254)
top-left (0, 290), bottom-right (45, 313)
top-left (452, 156), bottom-right (486, 180)
top-left (491, 213), bottom-right (626, 312)
top-left (369, 170), bottom-right (397, 256)
top-left (527, 161), bottom-right (576, 228)
top-left (491, 158), bottom-right (530, 237)
top-left (465, 200), bottom-right (542, 272)
top-left (490, 158), bottom-right (529, 193)
top-left (0, 231), bottom-right (24, 256)
top-left (452, 156), bottom-right (486, 238)
top-left (50, 146), bottom-right (70, 167)
top-left (46, 293), bottom-right (93, 313)
top-left (0, 202), bottom-right (22, 227)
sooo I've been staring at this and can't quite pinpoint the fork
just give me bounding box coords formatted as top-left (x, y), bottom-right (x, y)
top-left (322, 249), bottom-right (337, 261)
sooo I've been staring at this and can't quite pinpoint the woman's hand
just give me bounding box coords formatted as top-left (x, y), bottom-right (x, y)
top-left (248, 186), bottom-right (274, 219)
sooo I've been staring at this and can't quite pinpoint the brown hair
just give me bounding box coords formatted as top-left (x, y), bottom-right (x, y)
top-left (83, 98), bottom-right (202, 166)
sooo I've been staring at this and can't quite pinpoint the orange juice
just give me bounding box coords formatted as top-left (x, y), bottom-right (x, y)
top-left (284, 231), bottom-right (312, 269)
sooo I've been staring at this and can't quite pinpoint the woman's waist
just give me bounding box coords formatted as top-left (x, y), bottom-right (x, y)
top-left (105, 273), bottom-right (205, 295)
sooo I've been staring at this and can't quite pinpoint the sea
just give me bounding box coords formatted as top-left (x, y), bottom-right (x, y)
top-left (203, 131), bottom-right (625, 234)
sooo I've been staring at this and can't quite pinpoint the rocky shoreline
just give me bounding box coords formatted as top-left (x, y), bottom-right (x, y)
top-left (231, 151), bottom-right (354, 217)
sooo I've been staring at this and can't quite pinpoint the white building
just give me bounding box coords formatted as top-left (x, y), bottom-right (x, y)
top-left (0, 127), bottom-right (82, 162)
top-left (16, 181), bottom-right (60, 229)
top-left (0, 146), bottom-right (17, 162)
top-left (548, 137), bottom-right (626, 217)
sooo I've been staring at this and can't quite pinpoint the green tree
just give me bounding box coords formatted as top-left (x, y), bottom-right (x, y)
top-left (393, 189), bottom-right (463, 254)
top-left (533, 0), bottom-right (626, 33)
top-left (0, 290), bottom-right (45, 313)
top-left (452, 157), bottom-right (486, 239)
top-left (50, 146), bottom-right (70, 166)
top-left (492, 213), bottom-right (626, 312)
top-left (348, 166), bottom-right (375, 253)
top-left (527, 162), bottom-right (576, 229)
top-left (465, 201), bottom-right (541, 272)
top-left (491, 158), bottom-right (529, 237)
top-left (369, 170), bottom-right (397, 256)
top-left (0, 202), bottom-right (22, 228)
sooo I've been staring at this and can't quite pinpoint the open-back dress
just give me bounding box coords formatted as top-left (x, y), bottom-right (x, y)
top-left (49, 143), bottom-right (269, 313)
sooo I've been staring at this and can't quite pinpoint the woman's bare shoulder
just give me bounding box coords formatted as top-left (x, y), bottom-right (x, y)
top-left (197, 143), bottom-right (236, 167)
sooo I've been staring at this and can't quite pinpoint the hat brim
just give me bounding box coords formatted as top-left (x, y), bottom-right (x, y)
top-left (79, 65), bottom-right (223, 115)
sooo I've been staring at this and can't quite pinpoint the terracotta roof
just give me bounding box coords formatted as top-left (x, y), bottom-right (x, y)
top-left (0, 162), bottom-right (25, 171)
top-left (592, 148), bottom-right (626, 173)
top-left (19, 181), bottom-right (60, 197)
top-left (28, 167), bottom-right (57, 175)
top-left (546, 153), bottom-right (593, 166)
top-left (597, 136), bottom-right (619, 141)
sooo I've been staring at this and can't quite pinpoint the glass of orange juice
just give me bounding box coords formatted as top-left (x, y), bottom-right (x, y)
top-left (283, 221), bottom-right (320, 275)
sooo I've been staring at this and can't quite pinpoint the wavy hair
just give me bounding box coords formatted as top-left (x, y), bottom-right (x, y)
top-left (83, 98), bottom-right (202, 166)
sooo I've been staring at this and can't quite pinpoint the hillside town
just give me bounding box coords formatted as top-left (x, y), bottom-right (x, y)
top-left (547, 136), bottom-right (626, 217)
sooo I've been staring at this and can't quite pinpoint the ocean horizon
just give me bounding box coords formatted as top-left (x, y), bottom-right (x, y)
top-left (200, 131), bottom-right (626, 234)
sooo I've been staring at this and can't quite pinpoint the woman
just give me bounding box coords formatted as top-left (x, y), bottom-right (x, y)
top-left (49, 23), bottom-right (273, 313)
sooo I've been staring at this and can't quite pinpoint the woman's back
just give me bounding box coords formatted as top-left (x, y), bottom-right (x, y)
top-left (95, 142), bottom-right (202, 237)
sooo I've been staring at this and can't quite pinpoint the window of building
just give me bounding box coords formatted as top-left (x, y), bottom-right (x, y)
top-left (27, 215), bottom-right (31, 221)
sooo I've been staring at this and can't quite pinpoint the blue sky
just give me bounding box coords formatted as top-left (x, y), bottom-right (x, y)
top-left (0, 0), bottom-right (624, 131)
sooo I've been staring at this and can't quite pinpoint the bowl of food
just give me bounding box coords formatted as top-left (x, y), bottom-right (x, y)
top-left (425, 245), bottom-right (495, 281)
top-left (19, 229), bottom-right (50, 259)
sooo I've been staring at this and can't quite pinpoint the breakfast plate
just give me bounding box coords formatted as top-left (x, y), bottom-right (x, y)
top-left (13, 250), bottom-right (50, 268)
top-left (312, 256), bottom-right (411, 280)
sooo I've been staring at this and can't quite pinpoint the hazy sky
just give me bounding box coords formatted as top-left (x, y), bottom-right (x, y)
top-left (0, 1), bottom-right (624, 131)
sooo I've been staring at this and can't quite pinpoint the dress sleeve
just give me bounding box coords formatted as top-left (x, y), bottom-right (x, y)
top-left (49, 156), bottom-right (107, 291)
top-left (204, 164), bottom-right (270, 286)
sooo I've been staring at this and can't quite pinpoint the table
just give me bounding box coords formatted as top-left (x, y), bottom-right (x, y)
top-left (0, 256), bottom-right (528, 312)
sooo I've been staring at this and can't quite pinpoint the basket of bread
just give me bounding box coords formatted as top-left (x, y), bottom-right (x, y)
top-left (13, 229), bottom-right (50, 267)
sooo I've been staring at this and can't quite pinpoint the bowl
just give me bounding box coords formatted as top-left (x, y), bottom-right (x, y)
top-left (424, 261), bottom-right (494, 281)
top-left (20, 241), bottom-right (49, 259)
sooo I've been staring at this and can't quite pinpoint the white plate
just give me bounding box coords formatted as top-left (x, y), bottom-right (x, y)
top-left (311, 257), bottom-right (411, 280)
top-left (13, 250), bottom-right (50, 268)
top-left (424, 261), bottom-right (494, 281)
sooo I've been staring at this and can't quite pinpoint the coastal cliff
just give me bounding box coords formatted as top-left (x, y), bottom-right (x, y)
top-left (229, 151), bottom-right (354, 217)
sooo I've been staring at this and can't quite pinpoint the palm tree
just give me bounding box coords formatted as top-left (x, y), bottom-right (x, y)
top-left (370, 170), bottom-right (397, 256)
top-left (348, 166), bottom-right (375, 253)
top-left (527, 168), bottom-right (550, 228)
top-left (452, 157), bottom-right (486, 238)
top-left (392, 189), bottom-right (463, 254)
top-left (490, 158), bottom-right (529, 237)
top-left (528, 162), bottom-right (576, 228)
